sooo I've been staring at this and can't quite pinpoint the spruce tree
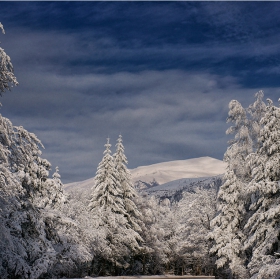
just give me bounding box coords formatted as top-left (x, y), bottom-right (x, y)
top-left (89, 138), bottom-right (131, 274)
top-left (0, 24), bottom-right (90, 278)
top-left (177, 188), bottom-right (217, 276)
top-left (114, 135), bottom-right (142, 232)
top-left (0, 116), bottom-right (91, 278)
top-left (89, 138), bottom-right (125, 215)
top-left (134, 194), bottom-right (170, 275)
top-left (0, 23), bottom-right (18, 94)
top-left (210, 100), bottom-right (251, 278)
top-left (244, 98), bottom-right (280, 278)
top-left (210, 169), bottom-right (248, 278)
top-left (247, 90), bottom-right (267, 151)
top-left (113, 135), bottom-right (143, 272)
top-left (89, 137), bottom-right (145, 275)
top-left (225, 100), bottom-right (253, 181)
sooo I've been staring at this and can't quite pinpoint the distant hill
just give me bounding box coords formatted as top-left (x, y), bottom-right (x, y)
top-left (131, 156), bottom-right (226, 189)
top-left (144, 175), bottom-right (224, 203)
top-left (64, 156), bottom-right (226, 193)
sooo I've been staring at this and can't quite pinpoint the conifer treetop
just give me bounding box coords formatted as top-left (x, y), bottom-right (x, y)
top-left (90, 137), bottom-right (125, 215)
top-left (0, 23), bottom-right (18, 95)
top-left (104, 137), bottom-right (111, 154)
top-left (113, 135), bottom-right (142, 231)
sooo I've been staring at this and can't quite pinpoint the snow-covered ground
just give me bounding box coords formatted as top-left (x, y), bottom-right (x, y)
top-left (64, 157), bottom-right (226, 193)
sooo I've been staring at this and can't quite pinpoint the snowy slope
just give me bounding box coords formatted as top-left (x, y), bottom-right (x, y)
top-left (64, 157), bottom-right (226, 193)
top-left (131, 157), bottom-right (226, 188)
top-left (144, 175), bottom-right (223, 202)
top-left (64, 176), bottom-right (96, 192)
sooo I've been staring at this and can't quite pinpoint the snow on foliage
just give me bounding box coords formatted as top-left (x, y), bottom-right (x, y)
top-left (173, 188), bottom-right (217, 275)
top-left (0, 23), bottom-right (18, 95)
top-left (247, 90), bottom-right (267, 150)
top-left (0, 114), bottom-right (91, 278)
top-left (210, 91), bottom-right (280, 278)
top-left (114, 135), bottom-right (142, 233)
top-left (244, 98), bottom-right (280, 278)
top-left (4, 20), bottom-right (280, 278)
top-left (89, 138), bottom-right (125, 214)
top-left (0, 24), bottom-right (90, 278)
top-left (84, 136), bottom-right (220, 276)
top-left (210, 169), bottom-right (249, 278)
top-left (210, 99), bottom-right (251, 278)
top-left (89, 137), bottom-right (143, 275)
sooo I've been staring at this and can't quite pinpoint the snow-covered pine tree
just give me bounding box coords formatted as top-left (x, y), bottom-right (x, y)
top-left (210, 100), bottom-right (251, 278)
top-left (0, 24), bottom-right (90, 278)
top-left (89, 138), bottom-right (133, 275)
top-left (175, 188), bottom-right (217, 276)
top-left (114, 135), bottom-right (143, 234)
top-left (0, 117), bottom-right (29, 278)
top-left (113, 135), bottom-right (144, 271)
top-left (134, 194), bottom-right (170, 275)
top-left (4, 122), bottom-right (91, 278)
top-left (243, 91), bottom-right (266, 221)
top-left (247, 90), bottom-right (267, 151)
top-left (0, 116), bottom-right (58, 278)
top-left (0, 27), bottom-right (44, 277)
top-left (65, 188), bottom-right (108, 277)
top-left (0, 27), bottom-right (49, 277)
top-left (40, 167), bottom-right (91, 278)
top-left (225, 100), bottom-right (253, 182)
top-left (89, 138), bottom-right (125, 215)
top-left (210, 169), bottom-right (248, 278)
top-left (0, 23), bottom-right (18, 95)
top-left (244, 98), bottom-right (280, 278)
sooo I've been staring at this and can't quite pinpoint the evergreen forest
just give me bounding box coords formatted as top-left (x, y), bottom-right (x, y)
top-left (1, 23), bottom-right (280, 279)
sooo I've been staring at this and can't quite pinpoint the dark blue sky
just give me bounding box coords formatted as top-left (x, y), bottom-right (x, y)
top-left (1, 1), bottom-right (280, 183)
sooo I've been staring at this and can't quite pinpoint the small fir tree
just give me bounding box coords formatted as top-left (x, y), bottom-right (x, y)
top-left (177, 188), bottom-right (217, 276)
top-left (247, 90), bottom-right (267, 151)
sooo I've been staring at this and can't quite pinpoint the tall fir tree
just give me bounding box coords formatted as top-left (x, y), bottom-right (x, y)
top-left (244, 98), bottom-right (280, 278)
top-left (0, 24), bottom-right (90, 278)
top-left (210, 100), bottom-right (251, 278)
top-left (89, 138), bottom-right (135, 274)
top-left (89, 138), bottom-right (125, 215)
top-left (113, 135), bottom-right (144, 272)
top-left (114, 135), bottom-right (142, 232)
top-left (0, 23), bottom-right (18, 95)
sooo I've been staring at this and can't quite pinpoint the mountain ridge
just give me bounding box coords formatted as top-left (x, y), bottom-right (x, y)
top-left (144, 175), bottom-right (224, 203)
top-left (64, 156), bottom-right (226, 193)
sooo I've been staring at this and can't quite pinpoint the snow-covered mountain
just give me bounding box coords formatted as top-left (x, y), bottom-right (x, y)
top-left (144, 175), bottom-right (223, 203)
top-left (131, 156), bottom-right (226, 189)
top-left (64, 156), bottom-right (226, 193)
